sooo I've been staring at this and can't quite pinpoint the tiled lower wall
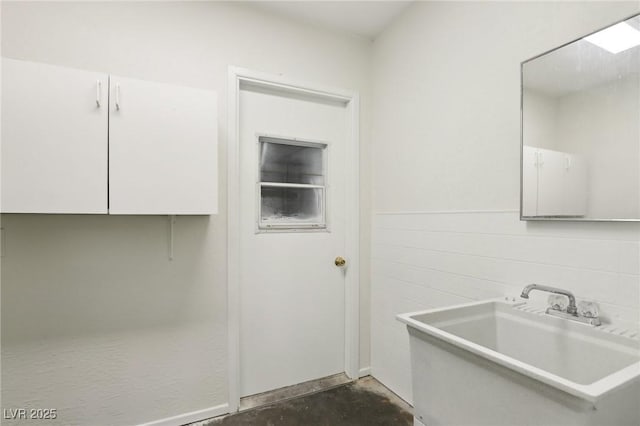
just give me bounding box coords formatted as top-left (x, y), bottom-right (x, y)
top-left (370, 210), bottom-right (640, 404)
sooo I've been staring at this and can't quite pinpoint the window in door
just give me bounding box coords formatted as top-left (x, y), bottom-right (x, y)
top-left (257, 136), bottom-right (328, 231)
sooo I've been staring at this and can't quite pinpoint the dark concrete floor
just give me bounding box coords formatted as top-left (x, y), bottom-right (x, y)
top-left (200, 377), bottom-right (412, 426)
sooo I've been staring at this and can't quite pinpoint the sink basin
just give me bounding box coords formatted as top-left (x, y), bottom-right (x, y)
top-left (398, 299), bottom-right (640, 426)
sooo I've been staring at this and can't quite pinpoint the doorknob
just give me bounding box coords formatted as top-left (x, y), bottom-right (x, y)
top-left (335, 256), bottom-right (346, 267)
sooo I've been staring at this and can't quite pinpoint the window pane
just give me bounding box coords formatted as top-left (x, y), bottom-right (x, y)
top-left (260, 186), bottom-right (324, 225)
top-left (260, 140), bottom-right (325, 185)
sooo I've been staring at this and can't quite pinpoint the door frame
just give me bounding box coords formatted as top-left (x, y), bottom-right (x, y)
top-left (227, 66), bottom-right (360, 412)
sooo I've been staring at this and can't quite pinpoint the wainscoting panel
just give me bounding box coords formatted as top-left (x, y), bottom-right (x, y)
top-left (370, 210), bottom-right (640, 404)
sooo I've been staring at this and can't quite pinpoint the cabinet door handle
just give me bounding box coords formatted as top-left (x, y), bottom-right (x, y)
top-left (115, 84), bottom-right (121, 110)
top-left (96, 80), bottom-right (101, 107)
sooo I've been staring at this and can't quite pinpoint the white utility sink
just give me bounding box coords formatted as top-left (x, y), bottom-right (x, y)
top-left (398, 299), bottom-right (640, 426)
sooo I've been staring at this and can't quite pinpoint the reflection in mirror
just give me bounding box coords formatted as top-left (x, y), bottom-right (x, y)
top-left (521, 14), bottom-right (640, 221)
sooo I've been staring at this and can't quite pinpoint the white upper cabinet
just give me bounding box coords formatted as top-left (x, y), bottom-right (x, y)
top-left (521, 146), bottom-right (538, 217)
top-left (1, 59), bottom-right (218, 215)
top-left (108, 76), bottom-right (218, 214)
top-left (536, 148), bottom-right (568, 217)
top-left (562, 153), bottom-right (587, 216)
top-left (523, 147), bottom-right (587, 217)
top-left (537, 148), bottom-right (588, 217)
top-left (1, 58), bottom-right (108, 213)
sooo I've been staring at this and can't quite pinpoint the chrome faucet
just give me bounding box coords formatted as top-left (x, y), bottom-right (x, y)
top-left (520, 284), bottom-right (578, 314)
top-left (520, 284), bottom-right (600, 326)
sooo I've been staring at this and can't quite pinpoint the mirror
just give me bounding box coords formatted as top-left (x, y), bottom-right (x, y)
top-left (521, 14), bottom-right (640, 221)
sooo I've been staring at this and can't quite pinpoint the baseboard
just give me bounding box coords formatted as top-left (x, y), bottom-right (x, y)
top-left (137, 403), bottom-right (229, 426)
top-left (359, 366), bottom-right (371, 378)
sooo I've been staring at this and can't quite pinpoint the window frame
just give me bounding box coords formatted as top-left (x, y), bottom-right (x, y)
top-left (255, 135), bottom-right (330, 233)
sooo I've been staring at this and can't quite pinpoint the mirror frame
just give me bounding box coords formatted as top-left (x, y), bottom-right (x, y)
top-left (520, 12), bottom-right (640, 222)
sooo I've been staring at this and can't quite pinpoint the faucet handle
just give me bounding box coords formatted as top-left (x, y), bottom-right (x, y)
top-left (548, 294), bottom-right (567, 311)
top-left (578, 300), bottom-right (599, 319)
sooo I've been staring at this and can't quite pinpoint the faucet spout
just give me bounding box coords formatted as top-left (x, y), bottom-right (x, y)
top-left (520, 284), bottom-right (578, 315)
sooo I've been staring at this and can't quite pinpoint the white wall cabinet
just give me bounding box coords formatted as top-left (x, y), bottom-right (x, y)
top-left (536, 148), bottom-right (568, 217)
top-left (108, 76), bottom-right (217, 214)
top-left (1, 58), bottom-right (109, 213)
top-left (521, 146), bottom-right (538, 217)
top-left (522, 146), bottom-right (587, 217)
top-left (1, 58), bottom-right (218, 215)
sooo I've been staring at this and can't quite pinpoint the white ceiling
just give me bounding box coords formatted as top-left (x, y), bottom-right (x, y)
top-left (247, 1), bottom-right (413, 40)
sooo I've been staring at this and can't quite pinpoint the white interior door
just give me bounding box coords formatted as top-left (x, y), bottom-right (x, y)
top-left (239, 84), bottom-right (348, 397)
top-left (1, 58), bottom-right (108, 213)
top-left (108, 75), bottom-right (218, 214)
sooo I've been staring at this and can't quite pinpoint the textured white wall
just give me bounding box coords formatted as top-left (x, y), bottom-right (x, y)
top-left (372, 1), bottom-right (639, 212)
top-left (371, 0), bottom-right (640, 404)
top-left (0, 2), bottom-right (372, 425)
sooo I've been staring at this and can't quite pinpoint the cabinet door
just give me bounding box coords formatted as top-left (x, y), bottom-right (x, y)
top-left (108, 76), bottom-right (217, 214)
top-left (562, 154), bottom-right (587, 216)
top-left (537, 148), bottom-right (588, 217)
top-left (521, 146), bottom-right (539, 216)
top-left (536, 148), bottom-right (566, 216)
top-left (1, 58), bottom-right (108, 213)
